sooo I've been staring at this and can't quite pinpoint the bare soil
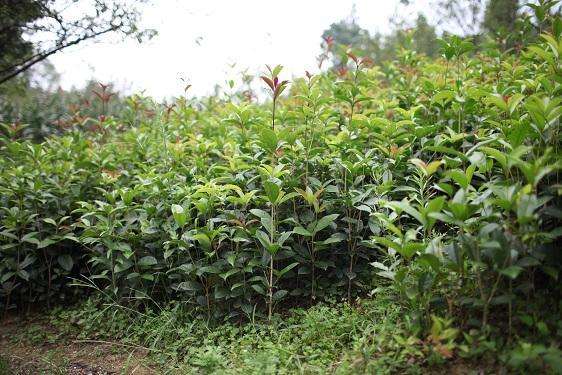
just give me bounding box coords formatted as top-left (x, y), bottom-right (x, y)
top-left (0, 315), bottom-right (157, 375)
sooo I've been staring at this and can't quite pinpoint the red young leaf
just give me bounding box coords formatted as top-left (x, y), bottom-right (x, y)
top-left (323, 35), bottom-right (334, 47)
top-left (273, 80), bottom-right (289, 99)
top-left (360, 57), bottom-right (374, 67)
top-left (346, 50), bottom-right (358, 64)
top-left (336, 66), bottom-right (348, 77)
top-left (261, 76), bottom-right (275, 91)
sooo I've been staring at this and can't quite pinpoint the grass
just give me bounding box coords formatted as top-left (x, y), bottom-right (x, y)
top-left (0, 357), bottom-right (10, 375)
top-left (2, 288), bottom-right (503, 374)
top-left (4, 288), bottom-right (560, 374)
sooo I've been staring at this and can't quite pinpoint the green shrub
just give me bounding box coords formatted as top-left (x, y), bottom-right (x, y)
top-left (0, 5), bottom-right (560, 358)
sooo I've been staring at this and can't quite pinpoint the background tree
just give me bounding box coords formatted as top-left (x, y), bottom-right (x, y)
top-left (0, 0), bottom-right (155, 85)
top-left (320, 11), bottom-right (439, 67)
top-left (412, 14), bottom-right (439, 57)
top-left (483, 0), bottom-right (520, 34)
top-left (398, 0), bottom-right (485, 35)
top-left (0, 1), bottom-right (42, 84)
top-left (432, 0), bottom-right (485, 35)
top-left (385, 14), bottom-right (439, 58)
top-left (321, 18), bottom-right (381, 67)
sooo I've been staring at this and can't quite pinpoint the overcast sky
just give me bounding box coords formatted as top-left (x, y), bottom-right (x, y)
top-left (49, 0), bottom-right (429, 99)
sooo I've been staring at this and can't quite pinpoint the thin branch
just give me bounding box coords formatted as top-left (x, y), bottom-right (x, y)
top-left (0, 25), bottom-right (118, 85)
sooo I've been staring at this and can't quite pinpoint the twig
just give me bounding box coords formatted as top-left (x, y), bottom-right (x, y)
top-left (72, 339), bottom-right (157, 352)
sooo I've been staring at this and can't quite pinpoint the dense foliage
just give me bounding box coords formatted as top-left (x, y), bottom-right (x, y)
top-left (0, 4), bottom-right (561, 371)
top-left (0, 79), bottom-right (129, 141)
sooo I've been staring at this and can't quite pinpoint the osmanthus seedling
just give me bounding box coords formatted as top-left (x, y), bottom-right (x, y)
top-left (92, 82), bottom-right (114, 116)
top-left (369, 212), bottom-right (426, 262)
top-left (0, 121), bottom-right (28, 143)
top-left (408, 158), bottom-right (444, 207)
top-left (223, 103), bottom-right (257, 141)
top-left (261, 65), bottom-right (289, 131)
top-left (91, 82), bottom-right (116, 134)
top-left (293, 185), bottom-right (341, 301)
top-left (437, 36), bottom-right (474, 133)
top-left (317, 35), bottom-right (335, 69)
top-left (333, 49), bottom-right (372, 130)
top-left (251, 170), bottom-right (298, 320)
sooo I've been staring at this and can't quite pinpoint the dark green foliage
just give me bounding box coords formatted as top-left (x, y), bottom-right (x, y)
top-left (0, 0), bottom-right (42, 75)
top-left (483, 0), bottom-right (520, 34)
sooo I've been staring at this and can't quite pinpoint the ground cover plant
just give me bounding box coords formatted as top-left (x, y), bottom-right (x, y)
top-left (0, 1), bottom-right (561, 373)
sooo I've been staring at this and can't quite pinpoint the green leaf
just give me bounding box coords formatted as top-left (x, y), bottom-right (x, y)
top-left (447, 169), bottom-right (469, 189)
top-left (417, 254), bottom-right (441, 272)
top-left (259, 128), bottom-right (278, 153)
top-left (250, 208), bottom-right (271, 221)
top-left (500, 266), bottom-right (523, 280)
top-left (273, 289), bottom-right (288, 300)
top-left (171, 204), bottom-right (188, 227)
top-left (21, 232), bottom-right (40, 245)
top-left (313, 214), bottom-right (339, 234)
top-left (37, 238), bottom-right (57, 249)
top-left (485, 94), bottom-right (508, 112)
top-left (373, 237), bottom-right (400, 252)
top-left (425, 196), bottom-right (445, 214)
top-left (293, 226), bottom-right (312, 237)
top-left (263, 180), bottom-right (280, 204)
top-left (42, 218), bottom-right (58, 226)
top-left (277, 231), bottom-right (292, 246)
top-left (0, 230), bottom-right (18, 240)
top-left (193, 233), bottom-right (211, 250)
top-left (219, 268), bottom-right (239, 281)
top-left (138, 256), bottom-right (158, 267)
top-left (176, 281), bottom-right (203, 292)
top-left (215, 288), bottom-right (229, 299)
top-left (320, 233), bottom-right (346, 245)
top-left (423, 145), bottom-right (468, 161)
top-left (389, 200), bottom-right (423, 225)
top-left (278, 191), bottom-right (299, 205)
top-left (400, 242), bottom-right (425, 259)
top-left (278, 262), bottom-right (298, 277)
top-left (252, 284), bottom-right (266, 295)
top-left (57, 254), bottom-right (74, 272)
top-left (250, 209), bottom-right (273, 233)
top-left (480, 146), bottom-right (508, 171)
top-left (17, 270), bottom-right (30, 281)
top-left (256, 230), bottom-right (279, 254)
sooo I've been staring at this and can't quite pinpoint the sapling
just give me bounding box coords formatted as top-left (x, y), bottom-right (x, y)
top-left (261, 65), bottom-right (289, 131)
top-left (251, 176), bottom-right (297, 320)
top-left (294, 186), bottom-right (339, 300)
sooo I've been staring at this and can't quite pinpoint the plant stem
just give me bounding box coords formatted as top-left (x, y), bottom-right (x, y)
top-left (272, 100), bottom-right (276, 131)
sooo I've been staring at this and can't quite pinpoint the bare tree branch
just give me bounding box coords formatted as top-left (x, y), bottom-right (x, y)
top-left (0, 0), bottom-right (155, 85)
top-left (0, 25), bottom-right (118, 85)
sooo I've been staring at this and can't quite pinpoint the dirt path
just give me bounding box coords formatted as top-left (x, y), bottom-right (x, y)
top-left (0, 316), bottom-right (157, 375)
